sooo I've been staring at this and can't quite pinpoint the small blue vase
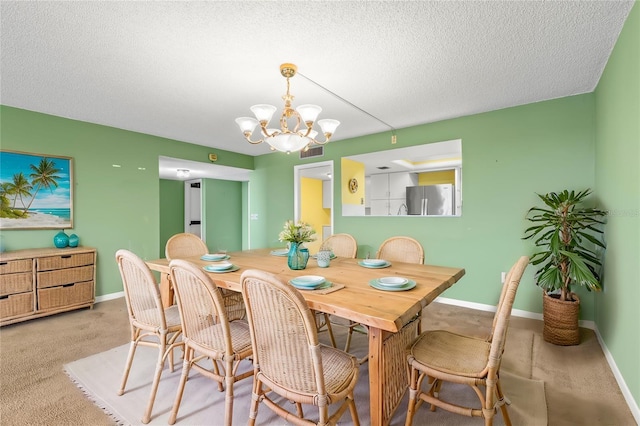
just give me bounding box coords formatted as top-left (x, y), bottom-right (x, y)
top-left (68, 234), bottom-right (79, 248)
top-left (53, 230), bottom-right (69, 248)
top-left (287, 242), bottom-right (309, 270)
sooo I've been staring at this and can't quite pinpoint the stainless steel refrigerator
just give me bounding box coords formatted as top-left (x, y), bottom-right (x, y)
top-left (406, 184), bottom-right (454, 216)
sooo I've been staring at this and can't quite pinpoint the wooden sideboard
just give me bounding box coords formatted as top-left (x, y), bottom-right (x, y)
top-left (0, 247), bottom-right (96, 326)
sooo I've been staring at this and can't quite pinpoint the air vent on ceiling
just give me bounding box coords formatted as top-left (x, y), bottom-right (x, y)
top-left (300, 145), bottom-right (324, 159)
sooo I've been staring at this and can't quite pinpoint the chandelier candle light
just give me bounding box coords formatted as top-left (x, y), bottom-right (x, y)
top-left (235, 63), bottom-right (340, 154)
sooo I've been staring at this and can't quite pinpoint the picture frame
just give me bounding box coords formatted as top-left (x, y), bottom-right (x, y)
top-left (0, 150), bottom-right (74, 230)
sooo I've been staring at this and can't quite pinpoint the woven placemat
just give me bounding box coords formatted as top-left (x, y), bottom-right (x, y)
top-left (305, 282), bottom-right (345, 294)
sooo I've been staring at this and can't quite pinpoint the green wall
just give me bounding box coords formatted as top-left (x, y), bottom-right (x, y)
top-left (250, 94), bottom-right (597, 318)
top-left (159, 179), bottom-right (184, 257)
top-left (0, 106), bottom-right (254, 296)
top-left (595, 3), bottom-right (639, 410)
top-left (202, 179), bottom-right (243, 252)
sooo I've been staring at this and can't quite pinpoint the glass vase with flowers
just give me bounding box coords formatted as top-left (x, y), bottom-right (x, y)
top-left (278, 220), bottom-right (316, 270)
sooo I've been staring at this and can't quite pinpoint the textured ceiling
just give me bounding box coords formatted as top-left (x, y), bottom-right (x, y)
top-left (1, 1), bottom-right (634, 167)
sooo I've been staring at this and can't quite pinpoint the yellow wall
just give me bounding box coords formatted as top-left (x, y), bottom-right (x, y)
top-left (341, 157), bottom-right (365, 205)
top-left (418, 169), bottom-right (455, 185)
top-left (300, 177), bottom-right (330, 253)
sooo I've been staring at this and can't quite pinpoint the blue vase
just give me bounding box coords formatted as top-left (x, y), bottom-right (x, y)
top-left (287, 242), bottom-right (309, 270)
top-left (68, 234), bottom-right (79, 248)
top-left (53, 230), bottom-right (69, 248)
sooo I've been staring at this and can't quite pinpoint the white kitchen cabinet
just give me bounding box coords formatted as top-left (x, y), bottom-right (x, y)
top-left (389, 173), bottom-right (418, 199)
top-left (369, 174), bottom-right (389, 200)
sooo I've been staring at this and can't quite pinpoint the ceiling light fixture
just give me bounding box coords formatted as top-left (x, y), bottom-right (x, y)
top-left (176, 169), bottom-right (190, 178)
top-left (235, 63), bottom-right (340, 154)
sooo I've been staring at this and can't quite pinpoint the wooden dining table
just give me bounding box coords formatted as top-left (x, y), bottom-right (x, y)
top-left (146, 248), bottom-right (465, 426)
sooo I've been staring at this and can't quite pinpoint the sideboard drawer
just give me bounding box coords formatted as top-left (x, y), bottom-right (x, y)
top-left (37, 266), bottom-right (94, 289)
top-left (0, 259), bottom-right (32, 275)
top-left (0, 273), bottom-right (33, 296)
top-left (0, 292), bottom-right (35, 319)
top-left (37, 253), bottom-right (94, 271)
top-left (38, 281), bottom-right (94, 310)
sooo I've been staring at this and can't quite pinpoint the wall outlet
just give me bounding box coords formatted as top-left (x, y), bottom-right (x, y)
top-left (501, 272), bottom-right (506, 283)
top-left (250, 213), bottom-right (258, 220)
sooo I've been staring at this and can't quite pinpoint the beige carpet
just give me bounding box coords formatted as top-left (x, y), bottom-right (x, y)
top-left (64, 323), bottom-right (546, 425)
top-left (3, 298), bottom-right (635, 425)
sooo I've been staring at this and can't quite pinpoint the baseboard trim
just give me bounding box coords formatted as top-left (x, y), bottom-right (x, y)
top-left (435, 296), bottom-right (640, 423)
top-left (95, 292), bottom-right (124, 303)
top-left (593, 327), bottom-right (640, 424)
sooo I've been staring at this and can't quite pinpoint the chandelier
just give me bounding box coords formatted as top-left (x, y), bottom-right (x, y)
top-left (235, 63), bottom-right (340, 154)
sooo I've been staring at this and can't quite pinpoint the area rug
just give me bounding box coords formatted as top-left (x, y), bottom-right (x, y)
top-left (64, 333), bottom-right (547, 425)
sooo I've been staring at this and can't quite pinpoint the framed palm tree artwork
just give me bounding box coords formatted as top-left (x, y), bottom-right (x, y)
top-left (0, 150), bottom-right (73, 230)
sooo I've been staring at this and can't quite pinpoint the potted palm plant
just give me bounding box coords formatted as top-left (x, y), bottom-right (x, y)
top-left (523, 189), bottom-right (607, 345)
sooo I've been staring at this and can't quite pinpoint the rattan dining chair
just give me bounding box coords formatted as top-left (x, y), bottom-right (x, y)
top-left (166, 232), bottom-right (245, 321)
top-left (115, 249), bottom-right (184, 424)
top-left (322, 233), bottom-right (358, 258)
top-left (404, 256), bottom-right (529, 426)
top-left (165, 232), bottom-right (209, 260)
top-left (376, 236), bottom-right (424, 264)
top-left (167, 260), bottom-right (253, 426)
top-left (241, 269), bottom-right (361, 426)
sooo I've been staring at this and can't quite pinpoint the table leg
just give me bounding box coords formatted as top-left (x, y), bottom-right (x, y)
top-left (368, 317), bottom-right (421, 426)
top-left (369, 327), bottom-right (385, 426)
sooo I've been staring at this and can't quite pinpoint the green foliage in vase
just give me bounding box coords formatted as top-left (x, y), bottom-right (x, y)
top-left (523, 189), bottom-right (607, 302)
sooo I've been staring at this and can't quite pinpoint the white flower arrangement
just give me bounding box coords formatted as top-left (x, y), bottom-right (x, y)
top-left (278, 220), bottom-right (317, 244)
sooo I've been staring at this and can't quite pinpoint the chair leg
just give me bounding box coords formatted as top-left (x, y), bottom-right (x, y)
top-left (142, 340), bottom-right (168, 424)
top-left (405, 367), bottom-right (419, 426)
top-left (495, 379), bottom-right (512, 426)
top-left (224, 359), bottom-right (234, 426)
top-left (347, 392), bottom-right (360, 426)
top-left (248, 376), bottom-right (262, 426)
top-left (118, 340), bottom-right (138, 396)
top-left (168, 348), bottom-right (193, 425)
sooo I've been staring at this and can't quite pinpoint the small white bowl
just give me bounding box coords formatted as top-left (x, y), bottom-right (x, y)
top-left (363, 259), bottom-right (387, 266)
top-left (205, 261), bottom-right (233, 271)
top-left (291, 275), bottom-right (325, 286)
top-left (378, 277), bottom-right (408, 287)
top-left (202, 253), bottom-right (227, 260)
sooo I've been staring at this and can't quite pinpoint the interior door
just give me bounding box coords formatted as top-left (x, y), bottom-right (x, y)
top-left (184, 179), bottom-right (202, 238)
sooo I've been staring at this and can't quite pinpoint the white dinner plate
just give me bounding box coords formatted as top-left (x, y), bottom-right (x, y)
top-left (203, 264), bottom-right (240, 274)
top-left (290, 275), bottom-right (325, 287)
top-left (358, 260), bottom-right (391, 269)
top-left (270, 249), bottom-right (289, 256)
top-left (203, 261), bottom-right (233, 271)
top-left (369, 278), bottom-right (416, 292)
top-left (290, 281), bottom-right (333, 291)
top-left (377, 276), bottom-right (409, 287)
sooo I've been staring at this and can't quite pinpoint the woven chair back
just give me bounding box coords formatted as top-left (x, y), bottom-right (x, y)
top-left (487, 256), bottom-right (529, 368)
top-left (376, 236), bottom-right (424, 264)
top-left (169, 259), bottom-right (232, 353)
top-left (323, 233), bottom-right (357, 258)
top-left (115, 249), bottom-right (166, 329)
top-left (165, 233), bottom-right (209, 260)
top-left (241, 269), bottom-right (324, 394)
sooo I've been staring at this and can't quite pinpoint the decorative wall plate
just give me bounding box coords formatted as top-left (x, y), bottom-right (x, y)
top-left (348, 178), bottom-right (358, 193)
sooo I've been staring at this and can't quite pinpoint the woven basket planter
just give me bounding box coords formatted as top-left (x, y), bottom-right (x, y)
top-left (543, 291), bottom-right (580, 345)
